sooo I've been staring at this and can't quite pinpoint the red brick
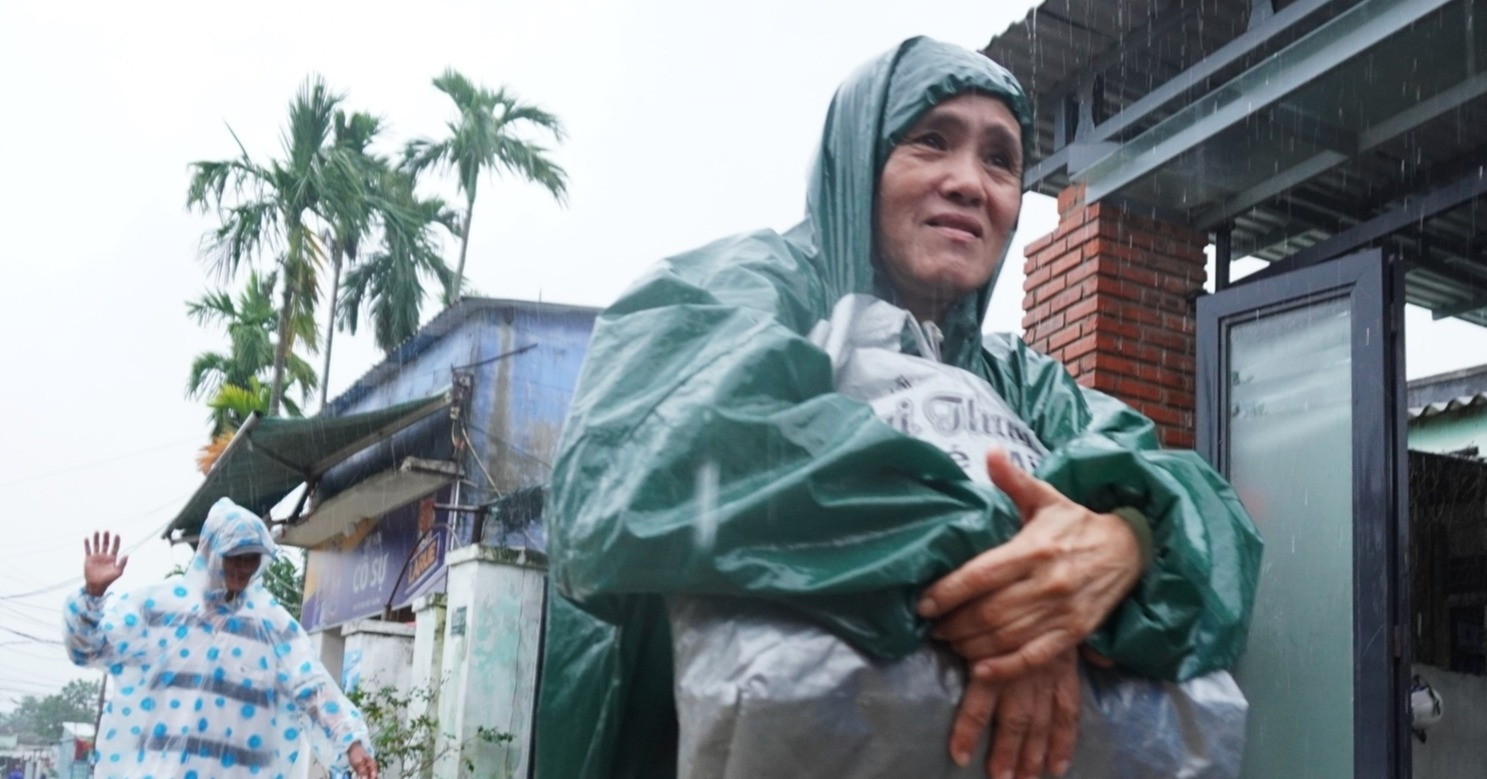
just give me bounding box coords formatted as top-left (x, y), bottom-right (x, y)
top-left (1164, 429), bottom-right (1195, 449)
top-left (1058, 261), bottom-right (1097, 291)
top-left (1031, 241), bottom-right (1072, 267)
top-left (1024, 264), bottom-right (1053, 292)
top-left (1060, 219), bottom-right (1099, 246)
top-left (1093, 275), bottom-right (1146, 303)
top-left (1140, 403), bottom-right (1188, 427)
top-left (1137, 362), bottom-right (1191, 391)
top-left (1141, 327), bottom-right (1191, 353)
top-left (1047, 285), bottom-right (1085, 315)
top-left (1161, 313), bottom-right (1196, 335)
top-left (1094, 353), bottom-right (1143, 379)
top-left (1046, 325), bottom-right (1083, 351)
top-left (1030, 312), bottom-right (1064, 340)
top-left (1103, 300), bottom-right (1162, 326)
top-left (1025, 231), bottom-right (1057, 256)
top-left (1033, 273), bottom-right (1070, 306)
top-left (1063, 334), bottom-right (1099, 362)
top-left (1064, 296), bottom-right (1099, 323)
top-left (1107, 260), bottom-right (1160, 289)
top-left (1057, 184), bottom-right (1087, 216)
top-left (1051, 250), bottom-right (1086, 278)
top-left (1165, 353), bottom-right (1196, 374)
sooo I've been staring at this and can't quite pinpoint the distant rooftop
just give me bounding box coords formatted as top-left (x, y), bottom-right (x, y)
top-left (1408, 362), bottom-right (1487, 420)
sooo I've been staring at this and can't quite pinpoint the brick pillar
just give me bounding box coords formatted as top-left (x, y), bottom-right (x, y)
top-left (1021, 185), bottom-right (1208, 448)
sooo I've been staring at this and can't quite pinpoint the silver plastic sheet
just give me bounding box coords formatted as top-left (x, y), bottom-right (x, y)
top-left (672, 596), bottom-right (1247, 778)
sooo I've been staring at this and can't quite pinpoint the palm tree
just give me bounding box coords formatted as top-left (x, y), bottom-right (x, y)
top-left (186, 270), bottom-right (318, 435)
top-left (338, 170), bottom-right (459, 352)
top-left (403, 69), bottom-right (569, 303)
top-left (187, 271), bottom-right (317, 474)
top-left (187, 75), bottom-right (365, 416)
top-left (318, 109), bottom-right (390, 407)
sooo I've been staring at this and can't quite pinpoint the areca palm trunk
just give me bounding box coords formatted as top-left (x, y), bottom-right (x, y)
top-left (450, 198), bottom-right (474, 305)
top-left (319, 243), bottom-right (345, 408)
top-left (269, 279), bottom-right (295, 417)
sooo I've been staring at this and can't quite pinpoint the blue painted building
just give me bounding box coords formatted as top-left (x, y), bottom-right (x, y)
top-left (256, 298), bottom-right (598, 778)
top-left (286, 297), bottom-right (597, 632)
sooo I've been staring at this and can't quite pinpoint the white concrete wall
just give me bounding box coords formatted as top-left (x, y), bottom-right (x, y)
top-left (298, 627), bottom-right (348, 779)
top-left (434, 546), bottom-right (546, 779)
top-left (338, 621), bottom-right (417, 779)
top-left (1412, 663), bottom-right (1487, 777)
top-left (409, 594), bottom-right (448, 779)
top-left (341, 620), bottom-right (416, 695)
top-left (303, 622), bottom-right (418, 779)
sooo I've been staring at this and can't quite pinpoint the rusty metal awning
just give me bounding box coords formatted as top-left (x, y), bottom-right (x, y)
top-left (165, 391), bottom-right (452, 541)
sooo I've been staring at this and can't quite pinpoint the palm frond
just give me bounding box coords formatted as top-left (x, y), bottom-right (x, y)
top-left (186, 352), bottom-right (231, 399)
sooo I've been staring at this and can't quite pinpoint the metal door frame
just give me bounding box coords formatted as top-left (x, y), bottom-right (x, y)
top-left (1197, 248), bottom-right (1409, 778)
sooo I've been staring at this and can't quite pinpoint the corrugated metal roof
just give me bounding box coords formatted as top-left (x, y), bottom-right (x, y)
top-left (1408, 362), bottom-right (1487, 418)
top-left (165, 392), bottom-right (454, 540)
top-left (322, 296), bottom-right (600, 418)
top-left (1409, 393), bottom-right (1487, 420)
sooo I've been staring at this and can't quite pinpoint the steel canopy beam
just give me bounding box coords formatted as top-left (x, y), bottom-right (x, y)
top-left (1250, 164), bottom-right (1487, 281)
top-left (1195, 68), bottom-right (1487, 228)
top-left (1020, 0), bottom-right (1336, 189)
top-left (1080, 0), bottom-right (1458, 204)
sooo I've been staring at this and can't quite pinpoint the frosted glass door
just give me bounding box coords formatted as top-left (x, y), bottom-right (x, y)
top-left (1199, 249), bottom-right (1404, 779)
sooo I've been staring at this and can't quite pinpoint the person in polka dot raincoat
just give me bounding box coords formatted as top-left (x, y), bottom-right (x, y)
top-left (63, 497), bottom-right (378, 779)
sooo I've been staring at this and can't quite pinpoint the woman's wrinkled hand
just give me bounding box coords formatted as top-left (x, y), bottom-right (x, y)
top-left (949, 648), bottom-right (1081, 779)
top-left (919, 448), bottom-right (1143, 681)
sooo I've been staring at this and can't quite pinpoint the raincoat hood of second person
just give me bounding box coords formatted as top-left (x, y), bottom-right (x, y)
top-left (191, 496), bottom-right (278, 608)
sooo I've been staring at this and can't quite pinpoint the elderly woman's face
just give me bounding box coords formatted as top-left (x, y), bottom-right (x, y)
top-left (875, 93), bottom-right (1023, 323)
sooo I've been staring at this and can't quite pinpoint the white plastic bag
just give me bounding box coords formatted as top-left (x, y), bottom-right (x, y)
top-left (670, 295), bottom-right (1248, 778)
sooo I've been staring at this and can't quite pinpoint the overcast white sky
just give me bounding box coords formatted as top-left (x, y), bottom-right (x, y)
top-left (0, 0), bottom-right (1052, 711)
top-left (1, 0), bottom-right (1483, 710)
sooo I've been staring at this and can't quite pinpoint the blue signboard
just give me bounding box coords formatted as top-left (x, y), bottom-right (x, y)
top-left (300, 489), bottom-right (456, 632)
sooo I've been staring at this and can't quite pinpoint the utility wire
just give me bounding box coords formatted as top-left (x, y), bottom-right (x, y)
top-left (0, 487), bottom-right (192, 568)
top-left (0, 604), bottom-right (61, 631)
top-left (0, 625), bottom-right (62, 646)
top-left (0, 435), bottom-right (202, 489)
top-left (0, 512), bottom-right (176, 601)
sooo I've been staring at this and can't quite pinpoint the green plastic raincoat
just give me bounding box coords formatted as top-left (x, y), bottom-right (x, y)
top-left (536, 37), bottom-right (1262, 779)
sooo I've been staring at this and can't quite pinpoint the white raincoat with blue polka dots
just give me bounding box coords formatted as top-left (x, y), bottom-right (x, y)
top-left (64, 498), bottom-right (371, 778)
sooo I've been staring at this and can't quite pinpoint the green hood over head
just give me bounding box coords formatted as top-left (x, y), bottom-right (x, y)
top-left (805, 36), bottom-right (1033, 366)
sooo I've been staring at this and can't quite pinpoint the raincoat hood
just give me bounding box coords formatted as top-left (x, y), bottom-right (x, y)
top-left (805, 36), bottom-right (1033, 367)
top-left (189, 497), bottom-right (278, 608)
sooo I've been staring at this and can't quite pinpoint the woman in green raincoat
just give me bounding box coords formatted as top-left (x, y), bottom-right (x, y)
top-left (535, 37), bottom-right (1261, 779)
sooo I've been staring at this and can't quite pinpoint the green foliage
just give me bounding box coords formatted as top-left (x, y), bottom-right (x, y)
top-left (188, 76), bottom-right (464, 411)
top-left (261, 549), bottom-right (305, 620)
top-left (0, 678), bottom-right (100, 742)
top-left (338, 169), bottom-right (459, 352)
top-left (186, 76), bottom-right (353, 416)
top-left (346, 682), bottom-right (512, 776)
top-left (403, 68), bottom-right (569, 303)
top-left (186, 269), bottom-right (319, 434)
